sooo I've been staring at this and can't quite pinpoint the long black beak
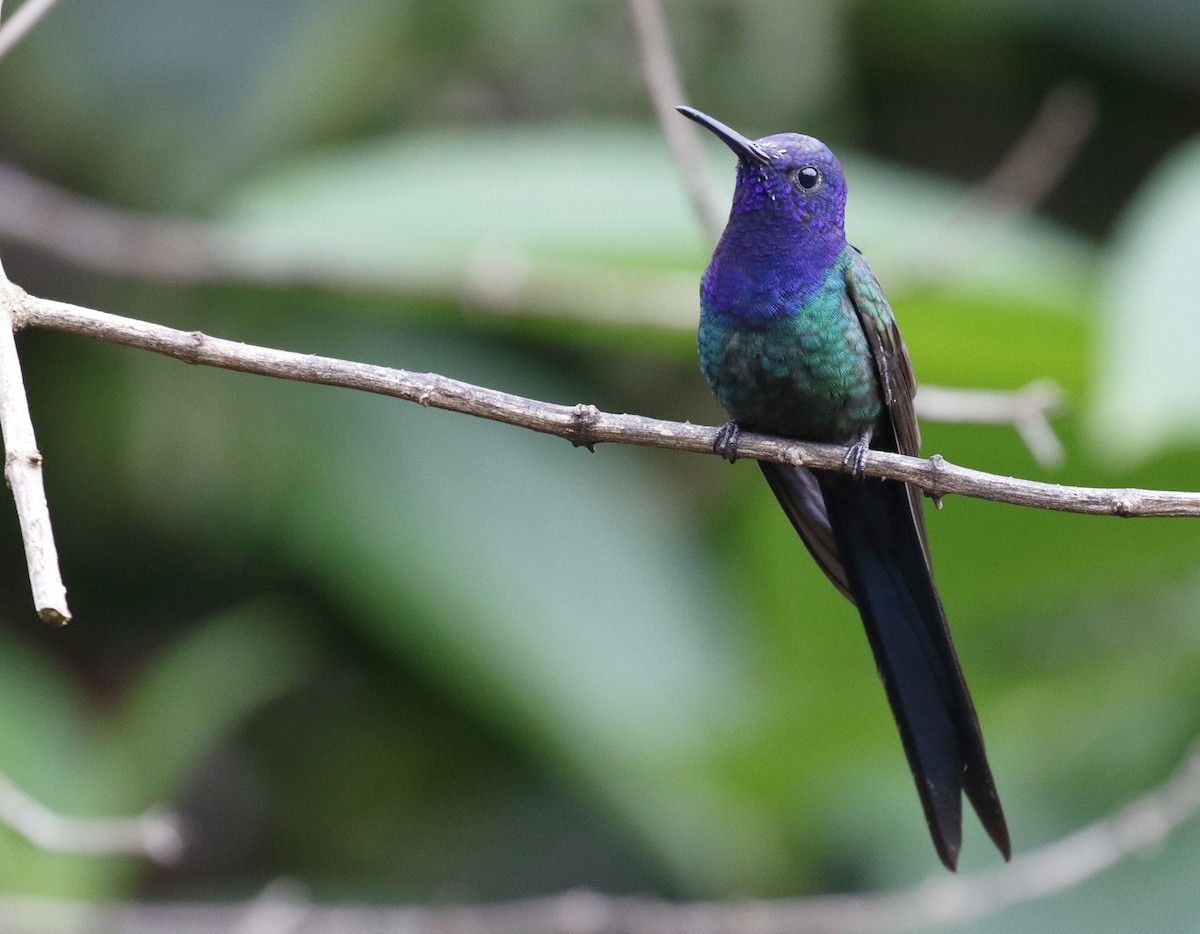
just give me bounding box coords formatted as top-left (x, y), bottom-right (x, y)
top-left (675, 106), bottom-right (771, 165)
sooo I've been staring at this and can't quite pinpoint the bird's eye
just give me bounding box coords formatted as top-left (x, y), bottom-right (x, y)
top-left (793, 165), bottom-right (821, 191)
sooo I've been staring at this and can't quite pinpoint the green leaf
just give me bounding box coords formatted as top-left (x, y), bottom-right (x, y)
top-left (222, 124), bottom-right (707, 273)
top-left (105, 601), bottom-right (316, 803)
top-left (1088, 135), bottom-right (1200, 465)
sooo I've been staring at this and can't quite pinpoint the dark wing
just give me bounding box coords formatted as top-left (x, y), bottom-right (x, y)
top-left (842, 245), bottom-right (920, 458)
top-left (842, 245), bottom-right (929, 549)
top-left (758, 461), bottom-right (853, 601)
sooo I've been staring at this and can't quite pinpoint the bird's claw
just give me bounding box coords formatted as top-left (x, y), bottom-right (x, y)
top-left (714, 420), bottom-right (741, 463)
top-left (843, 432), bottom-right (871, 479)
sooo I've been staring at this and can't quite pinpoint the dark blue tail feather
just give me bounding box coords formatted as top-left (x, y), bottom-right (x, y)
top-left (762, 462), bottom-right (1009, 869)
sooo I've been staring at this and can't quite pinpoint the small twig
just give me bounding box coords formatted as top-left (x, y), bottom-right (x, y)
top-left (0, 770), bottom-right (182, 864)
top-left (969, 83), bottom-right (1098, 217)
top-left (897, 82), bottom-right (1098, 290)
top-left (0, 745), bottom-right (1196, 934)
top-left (0, 163), bottom-right (230, 284)
top-left (0, 258), bottom-right (69, 623)
top-left (915, 381), bottom-right (1066, 468)
top-left (10, 288), bottom-right (1200, 518)
top-left (0, 0), bottom-right (61, 61)
top-left (626, 0), bottom-right (723, 241)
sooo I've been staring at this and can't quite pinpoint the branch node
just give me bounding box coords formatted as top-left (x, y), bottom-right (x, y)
top-left (181, 330), bottom-right (208, 363)
top-left (570, 403), bottom-right (600, 452)
top-left (927, 453), bottom-right (947, 509)
top-left (1111, 493), bottom-right (1136, 518)
top-left (6, 449), bottom-right (43, 469)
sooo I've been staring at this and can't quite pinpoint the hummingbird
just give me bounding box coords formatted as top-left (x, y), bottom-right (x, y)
top-left (677, 105), bottom-right (1009, 870)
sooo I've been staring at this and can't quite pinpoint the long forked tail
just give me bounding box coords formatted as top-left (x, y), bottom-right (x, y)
top-left (761, 462), bottom-right (1010, 869)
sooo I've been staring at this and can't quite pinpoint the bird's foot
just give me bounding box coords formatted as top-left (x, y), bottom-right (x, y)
top-left (714, 420), bottom-right (741, 463)
top-left (843, 430), bottom-right (872, 479)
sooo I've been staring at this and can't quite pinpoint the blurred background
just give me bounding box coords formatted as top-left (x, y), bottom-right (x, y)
top-left (0, 0), bottom-right (1199, 929)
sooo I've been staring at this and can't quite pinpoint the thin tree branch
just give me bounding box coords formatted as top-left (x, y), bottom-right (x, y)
top-left (0, 0), bottom-right (61, 61)
top-left (0, 259), bottom-right (69, 623)
top-left (0, 769), bottom-right (182, 864)
top-left (626, 0), bottom-right (723, 241)
top-left (10, 287), bottom-right (1199, 518)
top-left (0, 744), bottom-right (1196, 934)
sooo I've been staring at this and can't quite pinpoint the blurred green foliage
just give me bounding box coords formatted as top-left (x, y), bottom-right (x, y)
top-left (0, 0), bottom-right (1199, 929)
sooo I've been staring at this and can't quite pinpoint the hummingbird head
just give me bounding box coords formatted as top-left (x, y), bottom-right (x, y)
top-left (676, 106), bottom-right (849, 322)
top-left (675, 105), bottom-right (847, 236)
